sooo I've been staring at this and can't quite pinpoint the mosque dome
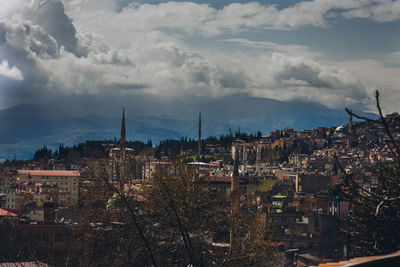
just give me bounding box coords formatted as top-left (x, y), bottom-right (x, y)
top-left (335, 125), bottom-right (346, 133)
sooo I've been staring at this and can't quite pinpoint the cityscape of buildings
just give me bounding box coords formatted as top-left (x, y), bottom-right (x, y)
top-left (2, 0), bottom-right (400, 266)
top-left (1, 109), bottom-right (400, 266)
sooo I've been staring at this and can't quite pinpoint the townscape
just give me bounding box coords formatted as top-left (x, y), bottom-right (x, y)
top-left (1, 105), bottom-right (400, 266)
top-left (2, 0), bottom-right (400, 266)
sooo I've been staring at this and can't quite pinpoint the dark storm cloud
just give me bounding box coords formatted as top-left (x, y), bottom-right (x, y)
top-left (0, 0), bottom-right (143, 106)
top-left (23, 0), bottom-right (87, 56)
top-left (272, 53), bottom-right (368, 102)
top-left (0, 19), bottom-right (54, 91)
top-left (275, 60), bottom-right (364, 91)
top-left (217, 71), bottom-right (247, 89)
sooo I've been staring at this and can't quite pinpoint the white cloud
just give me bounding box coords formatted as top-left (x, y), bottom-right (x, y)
top-left (0, 0), bottom-right (25, 18)
top-left (223, 38), bottom-right (322, 58)
top-left (383, 51), bottom-right (400, 65)
top-left (0, 0), bottom-right (391, 111)
top-left (339, 58), bottom-right (400, 112)
top-left (343, 0), bottom-right (400, 22)
top-left (0, 60), bottom-right (23, 81)
top-left (63, 0), bottom-right (400, 41)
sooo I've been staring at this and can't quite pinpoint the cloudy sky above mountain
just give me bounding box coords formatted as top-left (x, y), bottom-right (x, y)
top-left (0, 0), bottom-right (400, 114)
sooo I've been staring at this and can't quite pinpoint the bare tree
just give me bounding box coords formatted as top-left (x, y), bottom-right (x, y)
top-left (337, 90), bottom-right (400, 256)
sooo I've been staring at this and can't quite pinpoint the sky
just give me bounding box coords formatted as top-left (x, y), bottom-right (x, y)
top-left (0, 0), bottom-right (400, 115)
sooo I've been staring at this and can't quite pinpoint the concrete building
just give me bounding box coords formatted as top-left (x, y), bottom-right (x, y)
top-left (144, 160), bottom-right (176, 179)
top-left (17, 170), bottom-right (80, 206)
top-left (0, 170), bottom-right (17, 191)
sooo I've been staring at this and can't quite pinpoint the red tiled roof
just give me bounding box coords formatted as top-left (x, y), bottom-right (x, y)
top-left (0, 208), bottom-right (18, 217)
top-left (1, 208), bottom-right (22, 216)
top-left (18, 170), bottom-right (80, 177)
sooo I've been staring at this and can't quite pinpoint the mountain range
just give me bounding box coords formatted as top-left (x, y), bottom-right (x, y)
top-left (0, 94), bottom-right (374, 160)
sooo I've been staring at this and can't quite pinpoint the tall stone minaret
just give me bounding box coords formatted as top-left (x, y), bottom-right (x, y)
top-left (197, 111), bottom-right (202, 162)
top-left (120, 108), bottom-right (126, 147)
top-left (120, 108), bottom-right (127, 181)
top-left (230, 154), bottom-right (240, 251)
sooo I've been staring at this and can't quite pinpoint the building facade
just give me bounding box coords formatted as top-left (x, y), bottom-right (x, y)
top-left (17, 170), bottom-right (80, 206)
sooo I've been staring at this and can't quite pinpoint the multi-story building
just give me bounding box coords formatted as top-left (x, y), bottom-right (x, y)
top-left (5, 194), bottom-right (24, 209)
top-left (0, 170), bottom-right (17, 191)
top-left (144, 160), bottom-right (176, 179)
top-left (17, 170), bottom-right (80, 206)
top-left (109, 147), bottom-right (136, 180)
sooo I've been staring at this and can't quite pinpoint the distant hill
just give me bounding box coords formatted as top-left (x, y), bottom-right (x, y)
top-left (0, 95), bottom-right (375, 160)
